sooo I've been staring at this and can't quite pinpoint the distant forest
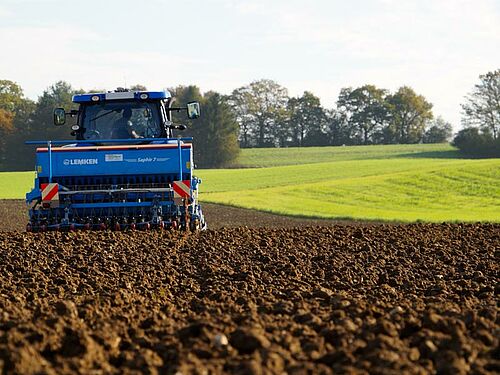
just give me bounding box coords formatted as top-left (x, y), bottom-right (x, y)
top-left (0, 69), bottom-right (498, 170)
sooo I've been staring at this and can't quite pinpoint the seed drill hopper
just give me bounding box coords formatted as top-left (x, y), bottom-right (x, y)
top-left (25, 89), bottom-right (206, 231)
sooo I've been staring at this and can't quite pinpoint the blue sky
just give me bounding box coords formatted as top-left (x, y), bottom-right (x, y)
top-left (0, 0), bottom-right (499, 129)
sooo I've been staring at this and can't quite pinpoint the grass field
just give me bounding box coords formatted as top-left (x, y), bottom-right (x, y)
top-left (200, 143), bottom-right (499, 222)
top-left (0, 172), bottom-right (36, 199)
top-left (233, 143), bottom-right (462, 167)
top-left (1, 144), bottom-right (499, 222)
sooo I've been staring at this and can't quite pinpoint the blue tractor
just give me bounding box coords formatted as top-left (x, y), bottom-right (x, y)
top-left (25, 88), bottom-right (207, 232)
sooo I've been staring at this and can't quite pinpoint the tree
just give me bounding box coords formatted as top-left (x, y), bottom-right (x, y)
top-left (461, 69), bottom-right (500, 139)
top-left (31, 81), bottom-right (83, 140)
top-left (336, 85), bottom-right (389, 145)
top-left (423, 117), bottom-right (453, 143)
top-left (0, 80), bottom-right (36, 170)
top-left (228, 88), bottom-right (255, 148)
top-left (230, 79), bottom-right (289, 147)
top-left (0, 109), bottom-right (14, 163)
top-left (0, 80), bottom-right (25, 113)
top-left (270, 108), bottom-right (291, 148)
top-left (85, 88), bottom-right (106, 94)
top-left (129, 84), bottom-right (147, 91)
top-left (453, 127), bottom-right (499, 157)
top-left (333, 88), bottom-right (357, 145)
top-left (385, 86), bottom-right (433, 144)
top-left (169, 85), bottom-right (204, 119)
top-left (2, 80), bottom-right (86, 170)
top-left (169, 85), bottom-right (205, 138)
top-left (326, 109), bottom-right (351, 146)
top-left (169, 85), bottom-right (239, 167)
top-left (288, 91), bottom-right (327, 146)
top-left (196, 92), bottom-right (240, 167)
top-left (0, 80), bottom-right (23, 155)
top-left (0, 109), bottom-right (14, 133)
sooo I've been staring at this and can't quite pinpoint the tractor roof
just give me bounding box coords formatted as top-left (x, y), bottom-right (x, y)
top-left (72, 90), bottom-right (171, 103)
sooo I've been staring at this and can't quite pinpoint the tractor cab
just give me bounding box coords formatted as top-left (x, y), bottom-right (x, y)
top-left (53, 89), bottom-right (200, 141)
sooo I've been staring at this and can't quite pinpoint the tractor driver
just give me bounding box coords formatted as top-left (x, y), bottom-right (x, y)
top-left (112, 108), bottom-right (142, 139)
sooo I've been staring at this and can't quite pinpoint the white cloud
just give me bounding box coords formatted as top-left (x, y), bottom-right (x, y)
top-left (0, 24), bottom-right (212, 96)
top-left (0, 5), bottom-right (13, 17)
top-left (221, 0), bottom-right (499, 128)
top-left (0, 0), bottom-right (498, 132)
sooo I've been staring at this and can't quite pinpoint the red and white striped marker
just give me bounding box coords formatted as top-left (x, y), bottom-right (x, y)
top-left (172, 180), bottom-right (191, 199)
top-left (40, 183), bottom-right (59, 203)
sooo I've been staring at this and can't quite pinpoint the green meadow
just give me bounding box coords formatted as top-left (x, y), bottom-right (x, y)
top-left (198, 144), bottom-right (499, 222)
top-left (232, 143), bottom-right (462, 167)
top-left (1, 144), bottom-right (499, 222)
top-left (0, 172), bottom-right (36, 199)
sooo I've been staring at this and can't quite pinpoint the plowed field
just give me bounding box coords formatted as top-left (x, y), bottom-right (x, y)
top-left (1, 222), bottom-right (498, 374)
top-left (0, 200), bottom-right (357, 232)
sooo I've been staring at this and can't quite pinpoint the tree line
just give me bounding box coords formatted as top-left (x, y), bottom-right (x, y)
top-left (0, 70), bottom-right (497, 170)
top-left (229, 81), bottom-right (453, 149)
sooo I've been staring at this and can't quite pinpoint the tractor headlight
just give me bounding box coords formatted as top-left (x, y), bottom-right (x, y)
top-left (140, 93), bottom-right (148, 100)
top-left (91, 95), bottom-right (100, 102)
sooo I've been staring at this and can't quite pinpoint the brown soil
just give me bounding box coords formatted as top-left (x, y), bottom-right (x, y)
top-left (0, 222), bottom-right (499, 374)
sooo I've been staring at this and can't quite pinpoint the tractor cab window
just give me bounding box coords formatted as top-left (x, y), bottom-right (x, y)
top-left (81, 101), bottom-right (162, 140)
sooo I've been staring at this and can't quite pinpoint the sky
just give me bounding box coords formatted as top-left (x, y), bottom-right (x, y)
top-left (0, 0), bottom-right (499, 129)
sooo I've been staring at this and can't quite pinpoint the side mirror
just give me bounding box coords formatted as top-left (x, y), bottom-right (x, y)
top-left (54, 108), bottom-right (66, 126)
top-left (186, 102), bottom-right (200, 119)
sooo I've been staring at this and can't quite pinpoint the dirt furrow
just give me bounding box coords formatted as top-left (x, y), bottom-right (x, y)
top-left (0, 224), bottom-right (498, 374)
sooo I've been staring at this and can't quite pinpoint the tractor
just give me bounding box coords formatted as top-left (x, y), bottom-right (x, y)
top-left (25, 88), bottom-right (207, 231)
